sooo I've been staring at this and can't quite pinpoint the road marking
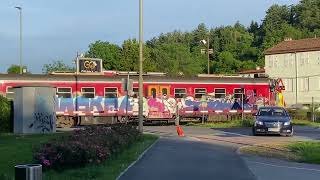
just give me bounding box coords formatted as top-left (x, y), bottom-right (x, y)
top-left (247, 160), bottom-right (320, 172)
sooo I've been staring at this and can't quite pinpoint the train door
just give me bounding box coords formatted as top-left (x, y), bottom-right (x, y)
top-left (148, 85), bottom-right (170, 98)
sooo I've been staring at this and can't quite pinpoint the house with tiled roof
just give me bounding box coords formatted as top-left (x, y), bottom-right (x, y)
top-left (265, 37), bottom-right (320, 106)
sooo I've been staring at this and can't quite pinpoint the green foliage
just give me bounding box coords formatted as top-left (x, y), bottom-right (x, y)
top-left (288, 141), bottom-right (320, 164)
top-left (86, 41), bottom-right (122, 71)
top-left (0, 96), bottom-right (12, 132)
top-left (42, 60), bottom-right (75, 74)
top-left (7, 64), bottom-right (28, 74)
top-left (84, 0), bottom-right (320, 75)
top-left (34, 124), bottom-right (141, 170)
top-left (151, 43), bottom-right (203, 76)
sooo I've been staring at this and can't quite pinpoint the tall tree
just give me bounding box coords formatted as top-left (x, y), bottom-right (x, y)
top-left (151, 43), bottom-right (203, 76)
top-left (120, 39), bottom-right (156, 72)
top-left (42, 60), bottom-right (74, 74)
top-left (86, 41), bottom-right (122, 71)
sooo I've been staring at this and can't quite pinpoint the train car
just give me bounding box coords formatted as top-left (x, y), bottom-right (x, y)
top-left (0, 72), bottom-right (270, 127)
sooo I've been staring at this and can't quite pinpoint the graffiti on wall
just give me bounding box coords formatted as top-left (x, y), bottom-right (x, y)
top-left (29, 112), bottom-right (55, 133)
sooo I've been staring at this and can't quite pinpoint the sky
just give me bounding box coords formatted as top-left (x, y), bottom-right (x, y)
top-left (0, 0), bottom-right (300, 73)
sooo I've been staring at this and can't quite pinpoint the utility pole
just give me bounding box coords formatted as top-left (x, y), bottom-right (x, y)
top-left (200, 36), bottom-right (213, 74)
top-left (138, 0), bottom-right (144, 133)
top-left (207, 37), bottom-right (210, 74)
top-left (15, 6), bottom-right (22, 74)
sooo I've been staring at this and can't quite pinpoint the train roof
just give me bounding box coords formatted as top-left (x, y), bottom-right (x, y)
top-left (0, 73), bottom-right (270, 84)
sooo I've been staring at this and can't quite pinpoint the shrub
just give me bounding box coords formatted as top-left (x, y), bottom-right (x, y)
top-left (33, 124), bottom-right (141, 170)
top-left (0, 96), bottom-right (13, 132)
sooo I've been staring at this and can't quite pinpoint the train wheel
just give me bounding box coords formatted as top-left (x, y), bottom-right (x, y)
top-left (56, 116), bottom-right (74, 128)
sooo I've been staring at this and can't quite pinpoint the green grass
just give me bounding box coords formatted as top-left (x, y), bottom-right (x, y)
top-left (0, 133), bottom-right (69, 180)
top-left (240, 141), bottom-right (320, 164)
top-left (185, 119), bottom-right (254, 128)
top-left (292, 119), bottom-right (320, 127)
top-left (0, 133), bottom-right (158, 180)
top-left (287, 141), bottom-right (320, 164)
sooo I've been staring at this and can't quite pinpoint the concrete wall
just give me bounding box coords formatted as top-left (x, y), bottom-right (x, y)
top-left (14, 86), bottom-right (56, 134)
top-left (265, 51), bottom-right (320, 105)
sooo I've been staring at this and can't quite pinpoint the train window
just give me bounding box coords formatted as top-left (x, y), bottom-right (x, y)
top-left (194, 88), bottom-right (206, 99)
top-left (6, 87), bottom-right (14, 99)
top-left (174, 88), bottom-right (186, 98)
top-left (104, 88), bottom-right (118, 98)
top-left (234, 88), bottom-right (243, 99)
top-left (215, 89), bottom-right (226, 98)
top-left (133, 88), bottom-right (139, 95)
top-left (57, 87), bottom-right (72, 98)
top-left (81, 87), bottom-right (95, 98)
top-left (151, 88), bottom-right (157, 98)
top-left (162, 88), bottom-right (168, 95)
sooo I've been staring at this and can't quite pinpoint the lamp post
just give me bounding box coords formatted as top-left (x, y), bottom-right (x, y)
top-left (138, 0), bottom-right (144, 133)
top-left (15, 6), bottom-right (23, 74)
top-left (200, 37), bottom-right (213, 74)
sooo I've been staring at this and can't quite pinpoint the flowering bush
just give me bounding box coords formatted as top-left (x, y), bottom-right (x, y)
top-left (34, 124), bottom-right (141, 170)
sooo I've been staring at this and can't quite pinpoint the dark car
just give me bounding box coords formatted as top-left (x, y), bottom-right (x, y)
top-left (252, 106), bottom-right (293, 136)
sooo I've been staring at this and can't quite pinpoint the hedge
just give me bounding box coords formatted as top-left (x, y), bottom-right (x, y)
top-left (33, 124), bottom-right (141, 170)
top-left (0, 96), bottom-right (13, 132)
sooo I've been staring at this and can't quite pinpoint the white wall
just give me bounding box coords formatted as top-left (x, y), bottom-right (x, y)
top-left (265, 51), bottom-right (320, 105)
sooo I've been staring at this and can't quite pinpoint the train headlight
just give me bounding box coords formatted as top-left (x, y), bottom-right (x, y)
top-left (255, 121), bottom-right (263, 126)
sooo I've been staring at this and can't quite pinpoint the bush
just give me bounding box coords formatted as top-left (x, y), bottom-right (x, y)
top-left (0, 96), bottom-right (13, 132)
top-left (33, 124), bottom-right (141, 170)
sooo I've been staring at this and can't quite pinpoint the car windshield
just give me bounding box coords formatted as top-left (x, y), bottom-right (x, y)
top-left (258, 108), bottom-right (287, 116)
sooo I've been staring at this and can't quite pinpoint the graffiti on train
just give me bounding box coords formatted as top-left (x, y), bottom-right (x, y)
top-left (56, 91), bottom-right (268, 115)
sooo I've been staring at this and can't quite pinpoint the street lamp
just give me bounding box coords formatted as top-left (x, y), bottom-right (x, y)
top-left (138, 0), bottom-right (144, 133)
top-left (200, 37), bottom-right (213, 74)
top-left (15, 6), bottom-right (23, 74)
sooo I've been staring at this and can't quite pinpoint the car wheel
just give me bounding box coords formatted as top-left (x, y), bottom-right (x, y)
top-left (287, 128), bottom-right (294, 137)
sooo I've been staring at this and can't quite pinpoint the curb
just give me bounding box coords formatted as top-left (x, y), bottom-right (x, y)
top-left (116, 137), bottom-right (160, 180)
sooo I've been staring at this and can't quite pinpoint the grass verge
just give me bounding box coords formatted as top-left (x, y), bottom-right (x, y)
top-left (185, 119), bottom-right (254, 128)
top-left (0, 133), bottom-right (158, 180)
top-left (292, 119), bottom-right (320, 127)
top-left (0, 133), bottom-right (69, 179)
top-left (239, 141), bottom-right (320, 164)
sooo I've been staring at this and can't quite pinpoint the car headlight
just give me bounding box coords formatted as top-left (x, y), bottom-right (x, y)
top-left (284, 121), bottom-right (291, 126)
top-left (255, 121), bottom-right (263, 126)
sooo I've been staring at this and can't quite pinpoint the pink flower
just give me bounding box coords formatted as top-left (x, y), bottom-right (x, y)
top-left (43, 159), bottom-right (51, 166)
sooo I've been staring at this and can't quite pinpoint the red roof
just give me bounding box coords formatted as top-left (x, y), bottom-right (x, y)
top-left (265, 38), bottom-right (320, 55)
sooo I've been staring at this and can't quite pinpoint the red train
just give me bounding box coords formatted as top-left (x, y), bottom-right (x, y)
top-left (0, 71), bottom-right (270, 126)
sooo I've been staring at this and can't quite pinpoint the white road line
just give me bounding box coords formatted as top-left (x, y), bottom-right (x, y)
top-left (247, 160), bottom-right (320, 172)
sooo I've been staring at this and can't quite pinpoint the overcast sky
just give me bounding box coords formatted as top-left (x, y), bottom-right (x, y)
top-left (0, 0), bottom-right (300, 73)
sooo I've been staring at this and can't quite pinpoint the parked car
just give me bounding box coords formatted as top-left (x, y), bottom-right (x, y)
top-left (252, 106), bottom-right (293, 136)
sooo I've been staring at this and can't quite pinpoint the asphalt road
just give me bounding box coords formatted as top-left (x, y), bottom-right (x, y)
top-left (119, 137), bottom-right (256, 180)
top-left (118, 125), bottom-right (320, 180)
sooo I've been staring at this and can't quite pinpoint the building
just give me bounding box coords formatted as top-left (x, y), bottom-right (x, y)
top-left (237, 67), bottom-right (267, 78)
top-left (265, 37), bottom-right (320, 106)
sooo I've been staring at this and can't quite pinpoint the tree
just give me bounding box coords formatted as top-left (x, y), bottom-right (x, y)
top-left (294, 0), bottom-right (320, 31)
top-left (120, 39), bottom-right (156, 72)
top-left (151, 43), bottom-right (203, 76)
top-left (42, 60), bottom-right (75, 74)
top-left (86, 41), bottom-right (122, 71)
top-left (7, 64), bottom-right (28, 74)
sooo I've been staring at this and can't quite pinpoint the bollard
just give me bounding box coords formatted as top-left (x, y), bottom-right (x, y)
top-left (15, 164), bottom-right (42, 180)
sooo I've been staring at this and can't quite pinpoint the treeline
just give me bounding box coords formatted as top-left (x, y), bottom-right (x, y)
top-left (53, 0), bottom-right (320, 75)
